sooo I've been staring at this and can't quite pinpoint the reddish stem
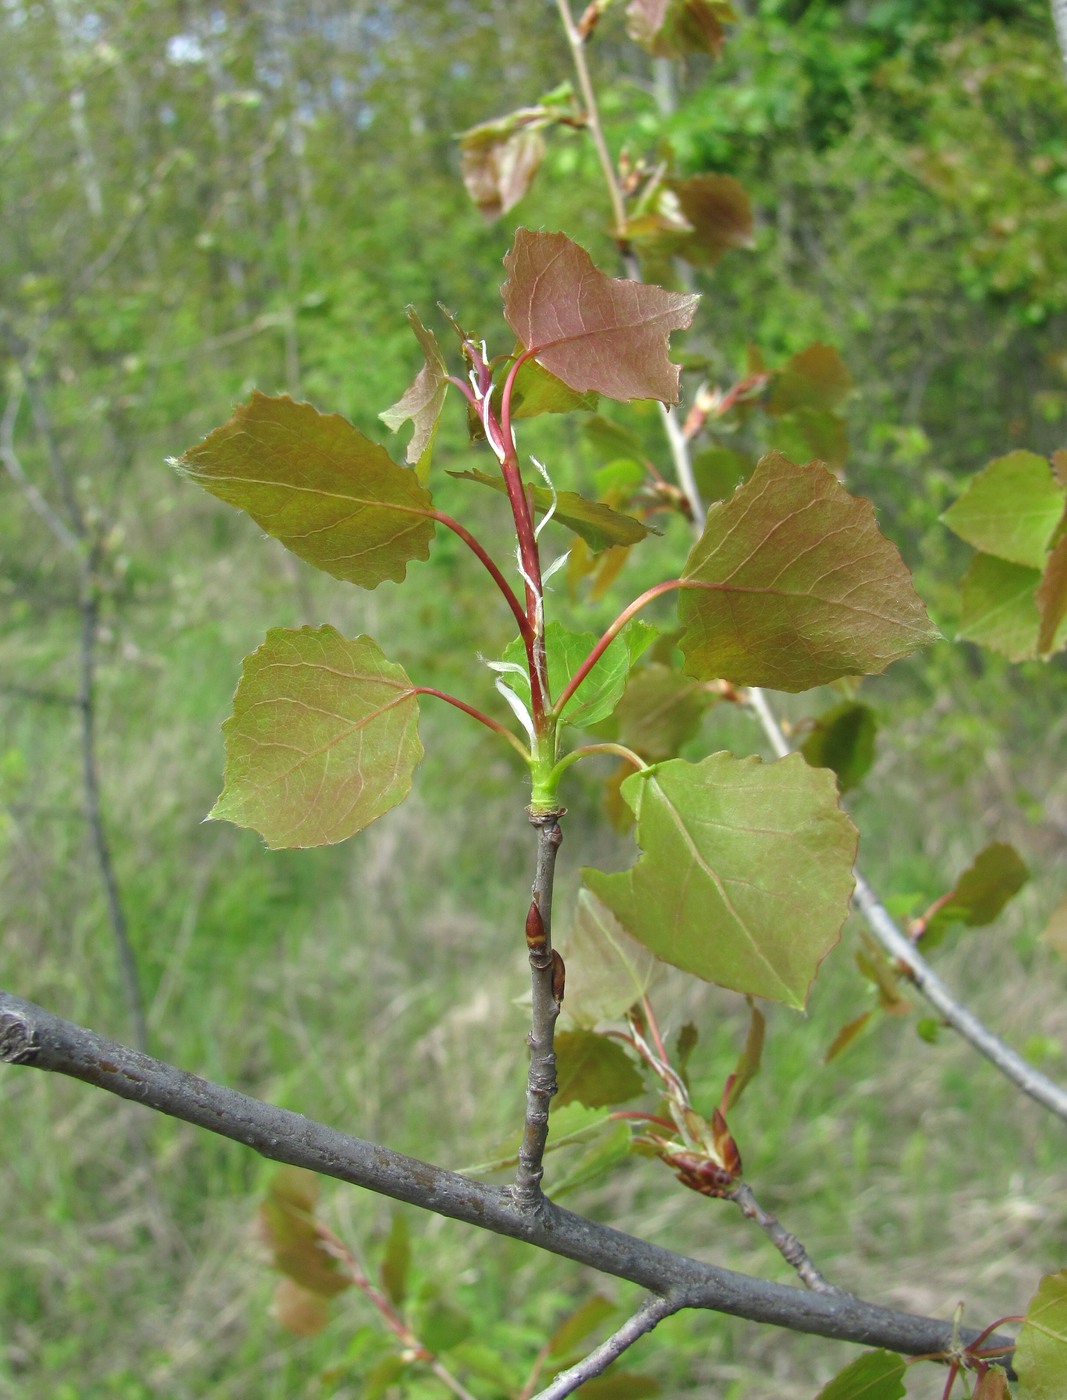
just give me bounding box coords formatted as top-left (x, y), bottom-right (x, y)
top-left (413, 688), bottom-right (530, 760)
top-left (431, 509), bottom-right (531, 642)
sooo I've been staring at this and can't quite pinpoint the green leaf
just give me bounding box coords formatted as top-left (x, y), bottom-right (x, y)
top-left (502, 229), bottom-right (698, 405)
top-left (767, 344), bottom-right (852, 417)
top-left (506, 353), bottom-right (600, 417)
top-left (547, 1295), bottom-right (617, 1362)
top-left (379, 307), bottom-right (449, 481)
top-left (549, 1119), bottom-right (633, 1197)
top-left (584, 752), bottom-right (857, 1008)
top-left (1041, 894), bottom-right (1067, 964)
top-left (813, 1348), bottom-right (906, 1399)
top-left (555, 1029), bottom-right (645, 1108)
top-left (365, 1354), bottom-right (410, 1400)
top-left (211, 627), bottom-right (423, 849)
top-left (924, 842), bottom-right (1029, 946)
top-left (1036, 532), bottom-right (1067, 653)
top-left (942, 450), bottom-right (1065, 568)
top-left (614, 662), bottom-right (715, 762)
top-left (417, 1296), bottom-right (472, 1355)
top-left (1015, 1269), bottom-right (1067, 1400)
top-left (561, 887), bottom-right (662, 1029)
top-left (679, 454), bottom-right (938, 691)
top-left (800, 701), bottom-right (878, 793)
top-left (957, 552), bottom-right (1049, 661)
top-left (692, 446), bottom-right (752, 504)
top-left (501, 620), bottom-right (656, 729)
top-left (176, 392), bottom-right (435, 586)
top-left (379, 1212), bottom-right (411, 1310)
top-left (449, 469), bottom-right (654, 552)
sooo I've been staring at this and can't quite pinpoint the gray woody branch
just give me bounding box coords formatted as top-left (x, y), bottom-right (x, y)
top-left (0, 990), bottom-right (1016, 1378)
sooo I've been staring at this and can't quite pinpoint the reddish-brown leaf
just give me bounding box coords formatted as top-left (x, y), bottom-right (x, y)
top-left (626, 0), bottom-right (736, 58)
top-left (501, 229), bottom-right (698, 405)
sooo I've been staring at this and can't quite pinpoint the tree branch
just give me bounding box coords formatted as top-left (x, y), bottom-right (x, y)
top-left (531, 1294), bottom-right (683, 1399)
top-left (0, 989), bottom-right (1017, 1375)
top-left (745, 685), bottom-right (1067, 1125)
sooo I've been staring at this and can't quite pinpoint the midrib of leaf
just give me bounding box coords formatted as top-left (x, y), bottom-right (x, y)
top-left (242, 688), bottom-right (415, 786)
top-left (181, 468), bottom-right (434, 520)
top-left (649, 774), bottom-right (794, 1001)
top-left (684, 575), bottom-right (930, 631)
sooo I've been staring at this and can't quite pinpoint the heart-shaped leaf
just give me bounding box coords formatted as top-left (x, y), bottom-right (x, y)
top-left (561, 888), bottom-right (662, 1029)
top-left (679, 453), bottom-right (938, 691)
top-left (502, 229), bottom-right (698, 404)
top-left (583, 752), bottom-right (857, 1008)
top-left (379, 307), bottom-right (450, 481)
top-left (212, 626), bottom-right (422, 849)
top-left (942, 450), bottom-right (1065, 569)
top-left (177, 392), bottom-right (435, 587)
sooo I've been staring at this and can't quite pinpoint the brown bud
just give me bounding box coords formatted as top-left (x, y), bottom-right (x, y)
top-left (551, 949), bottom-right (566, 1005)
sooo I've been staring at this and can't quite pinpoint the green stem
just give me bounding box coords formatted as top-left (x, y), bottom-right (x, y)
top-left (546, 742), bottom-right (646, 790)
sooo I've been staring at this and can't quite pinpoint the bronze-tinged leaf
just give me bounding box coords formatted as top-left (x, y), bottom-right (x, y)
top-left (460, 125), bottom-right (545, 222)
top-left (379, 307), bottom-right (449, 481)
top-left (1037, 531), bottom-right (1067, 654)
top-left (501, 229), bottom-right (698, 405)
top-left (629, 175), bottom-right (753, 269)
top-left (212, 627), bottom-right (423, 849)
top-left (583, 752), bottom-right (857, 1009)
top-left (259, 1167), bottom-right (351, 1299)
top-left (626, 0), bottom-right (736, 58)
top-left (679, 454), bottom-right (939, 691)
top-left (273, 1278), bottom-right (332, 1337)
top-left (176, 391), bottom-right (435, 587)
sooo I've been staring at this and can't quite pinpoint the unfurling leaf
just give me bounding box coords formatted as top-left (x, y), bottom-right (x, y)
top-left (1014, 1268), bottom-right (1067, 1399)
top-left (459, 106), bottom-right (559, 220)
top-left (721, 1001), bottom-right (764, 1111)
top-left (259, 1167), bottom-right (351, 1300)
top-left (800, 701), bottom-right (877, 793)
top-left (584, 752), bottom-right (857, 1008)
top-left (212, 627), bottom-right (422, 849)
top-left (449, 469), bottom-right (654, 552)
top-left (500, 620), bottom-right (655, 729)
top-left (177, 392), bottom-right (435, 586)
top-left (679, 454), bottom-right (939, 691)
top-left (379, 1212), bottom-right (411, 1310)
top-left (813, 1348), bottom-right (906, 1399)
top-left (922, 842), bottom-right (1030, 947)
top-left (502, 229), bottom-right (698, 404)
top-left (380, 307), bottom-right (449, 480)
top-left (555, 1029), bottom-right (645, 1108)
top-left (561, 888), bottom-right (661, 1029)
top-left (626, 174), bottom-right (753, 269)
top-left (626, 0), bottom-right (736, 58)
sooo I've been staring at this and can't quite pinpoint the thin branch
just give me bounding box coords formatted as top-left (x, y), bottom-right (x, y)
top-left (413, 687), bottom-right (531, 761)
top-left (0, 989), bottom-right (1017, 1375)
top-left (1052, 0), bottom-right (1067, 84)
top-left (656, 401), bottom-right (705, 523)
top-left (746, 685), bottom-right (1067, 1125)
top-left (554, 0), bottom-right (628, 236)
top-left (513, 811), bottom-right (566, 1210)
top-left (0, 388), bottom-right (81, 554)
top-left (530, 1294), bottom-right (683, 1399)
top-left (725, 1183), bottom-right (839, 1295)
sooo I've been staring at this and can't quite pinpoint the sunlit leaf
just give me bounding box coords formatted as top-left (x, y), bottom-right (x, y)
top-left (449, 469), bottom-right (654, 551)
top-left (562, 888), bottom-right (662, 1029)
top-left (813, 1348), bottom-right (906, 1399)
top-left (800, 701), bottom-right (877, 793)
top-left (626, 0), bottom-right (736, 58)
top-left (957, 552), bottom-right (1047, 661)
top-left (679, 454), bottom-right (938, 691)
top-left (923, 841), bottom-right (1029, 946)
top-left (379, 307), bottom-right (449, 481)
top-left (942, 450), bottom-right (1065, 568)
top-left (501, 620), bottom-right (656, 729)
top-left (614, 662), bottom-right (714, 761)
top-left (555, 1029), bottom-right (645, 1109)
top-left (584, 752), bottom-right (857, 1008)
top-left (1015, 1269), bottom-right (1067, 1400)
top-left (212, 627), bottom-right (422, 849)
top-left (502, 229), bottom-right (698, 404)
top-left (177, 392), bottom-right (435, 586)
